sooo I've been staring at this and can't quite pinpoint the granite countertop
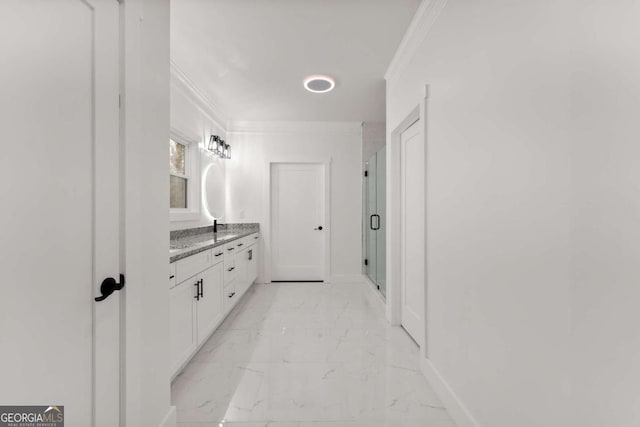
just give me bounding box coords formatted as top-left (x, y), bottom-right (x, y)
top-left (170, 223), bottom-right (259, 263)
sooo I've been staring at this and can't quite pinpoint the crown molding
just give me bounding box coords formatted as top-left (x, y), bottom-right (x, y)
top-left (170, 60), bottom-right (229, 131)
top-left (385, 0), bottom-right (449, 83)
top-left (227, 121), bottom-right (363, 136)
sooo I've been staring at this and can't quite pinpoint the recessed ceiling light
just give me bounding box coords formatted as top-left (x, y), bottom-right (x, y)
top-left (303, 75), bottom-right (335, 93)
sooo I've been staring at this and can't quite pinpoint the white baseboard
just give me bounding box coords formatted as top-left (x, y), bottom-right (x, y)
top-left (420, 357), bottom-right (482, 427)
top-left (327, 274), bottom-right (365, 284)
top-left (158, 406), bottom-right (176, 427)
top-left (362, 274), bottom-right (386, 305)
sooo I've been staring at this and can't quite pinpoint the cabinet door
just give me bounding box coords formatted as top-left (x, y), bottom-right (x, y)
top-left (235, 248), bottom-right (251, 297)
top-left (197, 263), bottom-right (224, 345)
top-left (248, 245), bottom-right (259, 284)
top-left (169, 279), bottom-right (198, 376)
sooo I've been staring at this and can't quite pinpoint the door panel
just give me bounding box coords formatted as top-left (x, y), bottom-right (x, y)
top-left (400, 121), bottom-right (425, 344)
top-left (0, 1), bottom-right (120, 425)
top-left (271, 163), bottom-right (324, 281)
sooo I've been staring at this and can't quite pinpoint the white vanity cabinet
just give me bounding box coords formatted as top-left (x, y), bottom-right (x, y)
top-left (235, 241), bottom-right (259, 298)
top-left (247, 245), bottom-right (259, 284)
top-left (169, 251), bottom-right (222, 377)
top-left (169, 277), bottom-right (197, 376)
top-left (196, 262), bottom-right (224, 346)
top-left (169, 231), bottom-right (260, 378)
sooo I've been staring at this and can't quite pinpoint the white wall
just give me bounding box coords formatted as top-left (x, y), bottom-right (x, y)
top-left (170, 63), bottom-right (228, 231)
top-left (226, 122), bottom-right (363, 283)
top-left (387, 0), bottom-right (640, 426)
top-left (570, 2), bottom-right (640, 426)
top-left (363, 122), bottom-right (386, 162)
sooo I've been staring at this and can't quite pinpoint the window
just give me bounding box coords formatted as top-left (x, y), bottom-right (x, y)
top-left (169, 134), bottom-right (201, 221)
top-left (170, 139), bottom-right (189, 209)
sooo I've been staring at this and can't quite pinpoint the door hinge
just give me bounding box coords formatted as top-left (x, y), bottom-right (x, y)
top-left (364, 259), bottom-right (368, 266)
top-left (364, 170), bottom-right (368, 177)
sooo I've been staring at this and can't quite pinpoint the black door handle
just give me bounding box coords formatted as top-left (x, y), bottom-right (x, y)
top-left (194, 281), bottom-right (200, 301)
top-left (372, 214), bottom-right (381, 230)
top-left (314, 226), bottom-right (323, 230)
top-left (199, 279), bottom-right (204, 298)
top-left (95, 274), bottom-right (125, 302)
top-left (248, 249), bottom-right (253, 261)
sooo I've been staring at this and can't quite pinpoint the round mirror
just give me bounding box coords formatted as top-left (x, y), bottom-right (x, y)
top-left (204, 163), bottom-right (225, 220)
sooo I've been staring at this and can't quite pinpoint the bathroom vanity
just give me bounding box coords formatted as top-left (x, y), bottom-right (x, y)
top-left (168, 224), bottom-right (260, 378)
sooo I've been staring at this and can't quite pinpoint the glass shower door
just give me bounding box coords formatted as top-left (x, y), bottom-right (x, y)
top-left (366, 153), bottom-right (378, 285)
top-left (365, 147), bottom-right (386, 297)
top-left (375, 149), bottom-right (386, 296)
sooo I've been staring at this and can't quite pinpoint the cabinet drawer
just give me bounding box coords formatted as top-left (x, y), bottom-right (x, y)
top-left (223, 281), bottom-right (237, 312)
top-left (233, 237), bottom-right (248, 251)
top-left (211, 246), bottom-right (225, 265)
top-left (224, 256), bottom-right (237, 285)
top-left (175, 250), bottom-right (212, 284)
top-left (223, 240), bottom-right (239, 256)
top-left (247, 233), bottom-right (260, 245)
top-left (169, 263), bottom-right (176, 288)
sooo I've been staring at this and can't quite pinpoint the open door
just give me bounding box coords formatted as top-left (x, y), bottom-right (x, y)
top-left (0, 1), bottom-right (122, 425)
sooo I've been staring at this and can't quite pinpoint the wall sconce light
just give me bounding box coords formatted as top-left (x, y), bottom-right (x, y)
top-left (217, 138), bottom-right (225, 158)
top-left (208, 135), bottom-right (219, 154)
top-left (207, 135), bottom-right (231, 160)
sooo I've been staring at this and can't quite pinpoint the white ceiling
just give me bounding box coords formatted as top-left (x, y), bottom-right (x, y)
top-left (170, 0), bottom-right (420, 123)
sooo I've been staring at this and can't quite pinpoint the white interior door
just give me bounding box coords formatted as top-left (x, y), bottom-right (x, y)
top-left (271, 163), bottom-right (325, 281)
top-left (400, 121), bottom-right (425, 344)
top-left (0, 1), bottom-right (121, 425)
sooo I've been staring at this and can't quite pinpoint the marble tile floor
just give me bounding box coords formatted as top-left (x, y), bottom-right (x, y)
top-left (171, 282), bottom-right (457, 427)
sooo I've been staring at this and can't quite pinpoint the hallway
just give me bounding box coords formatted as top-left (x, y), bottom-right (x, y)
top-left (171, 282), bottom-right (456, 426)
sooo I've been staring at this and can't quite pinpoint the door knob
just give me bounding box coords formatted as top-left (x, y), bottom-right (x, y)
top-left (95, 274), bottom-right (125, 302)
top-left (314, 226), bottom-right (323, 230)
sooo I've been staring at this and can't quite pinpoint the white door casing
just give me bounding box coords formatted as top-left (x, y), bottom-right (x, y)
top-left (0, 1), bottom-right (121, 425)
top-left (271, 163), bottom-right (325, 281)
top-left (400, 120), bottom-right (425, 344)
